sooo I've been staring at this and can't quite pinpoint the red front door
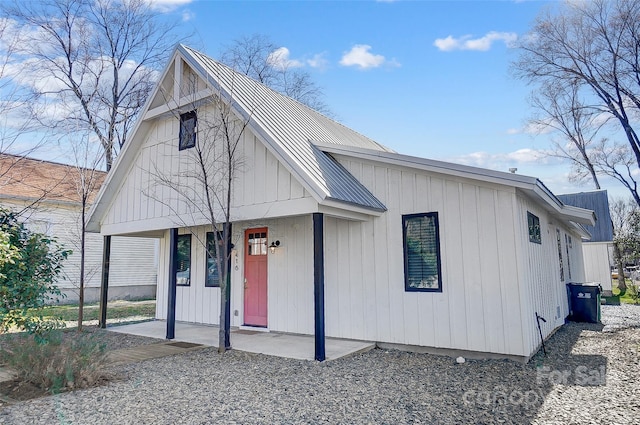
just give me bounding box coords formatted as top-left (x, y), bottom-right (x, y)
top-left (244, 228), bottom-right (268, 327)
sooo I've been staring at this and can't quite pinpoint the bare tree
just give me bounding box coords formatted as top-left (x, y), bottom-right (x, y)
top-left (515, 0), bottom-right (640, 204)
top-left (3, 0), bottom-right (181, 170)
top-left (0, 17), bottom-right (46, 173)
top-left (220, 34), bottom-right (331, 115)
top-left (65, 133), bottom-right (105, 330)
top-left (149, 64), bottom-right (250, 353)
top-left (530, 79), bottom-right (604, 189)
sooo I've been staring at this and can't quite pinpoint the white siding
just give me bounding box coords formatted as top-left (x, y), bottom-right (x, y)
top-left (326, 158), bottom-right (526, 357)
top-left (583, 243), bottom-right (613, 292)
top-left (102, 109), bottom-right (314, 235)
top-left (155, 216), bottom-right (314, 335)
top-left (1, 200), bottom-right (157, 302)
top-left (515, 195), bottom-right (587, 357)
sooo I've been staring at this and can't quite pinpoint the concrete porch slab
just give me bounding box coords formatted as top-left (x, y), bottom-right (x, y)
top-left (107, 320), bottom-right (375, 361)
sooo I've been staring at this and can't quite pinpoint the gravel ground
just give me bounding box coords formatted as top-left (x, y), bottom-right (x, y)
top-left (1, 305), bottom-right (639, 424)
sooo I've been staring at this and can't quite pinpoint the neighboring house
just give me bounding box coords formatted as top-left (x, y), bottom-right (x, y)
top-left (557, 190), bottom-right (614, 295)
top-left (0, 154), bottom-right (157, 303)
top-left (87, 45), bottom-right (595, 362)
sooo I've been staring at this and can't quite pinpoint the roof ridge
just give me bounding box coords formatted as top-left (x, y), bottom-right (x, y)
top-left (180, 45), bottom-right (392, 152)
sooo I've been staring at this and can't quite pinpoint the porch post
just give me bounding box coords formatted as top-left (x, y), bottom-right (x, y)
top-left (313, 213), bottom-right (326, 361)
top-left (224, 222), bottom-right (232, 349)
top-left (98, 235), bottom-right (111, 329)
top-left (167, 228), bottom-right (178, 340)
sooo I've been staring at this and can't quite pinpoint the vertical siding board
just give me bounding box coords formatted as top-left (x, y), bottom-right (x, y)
top-left (429, 177), bottom-right (450, 348)
top-left (444, 181), bottom-right (468, 350)
top-left (496, 191), bottom-right (524, 355)
top-left (386, 169), bottom-right (405, 343)
top-left (253, 142), bottom-right (266, 205)
top-left (360, 219), bottom-right (377, 340)
top-left (265, 150), bottom-right (278, 202)
top-left (277, 163), bottom-right (291, 201)
top-left (243, 136), bottom-right (255, 205)
top-left (348, 221), bottom-right (365, 340)
top-left (336, 219), bottom-right (351, 338)
top-left (373, 167), bottom-right (391, 341)
top-left (477, 188), bottom-right (505, 353)
top-left (460, 185), bottom-right (485, 352)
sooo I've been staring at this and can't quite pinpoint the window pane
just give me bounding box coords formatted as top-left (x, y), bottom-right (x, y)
top-left (176, 234), bottom-right (191, 286)
top-left (206, 232), bottom-right (220, 287)
top-left (248, 233), bottom-right (267, 256)
top-left (403, 213), bottom-right (442, 292)
top-left (528, 212), bottom-right (541, 244)
top-left (179, 111), bottom-right (197, 150)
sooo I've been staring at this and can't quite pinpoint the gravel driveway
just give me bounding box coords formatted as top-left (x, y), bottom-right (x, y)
top-left (1, 304), bottom-right (639, 424)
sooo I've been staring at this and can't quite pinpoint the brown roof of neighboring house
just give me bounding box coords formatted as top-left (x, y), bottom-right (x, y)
top-left (0, 154), bottom-right (107, 205)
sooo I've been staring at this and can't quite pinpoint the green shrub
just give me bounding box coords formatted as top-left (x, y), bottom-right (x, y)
top-left (0, 329), bottom-right (109, 393)
top-left (0, 208), bottom-right (70, 334)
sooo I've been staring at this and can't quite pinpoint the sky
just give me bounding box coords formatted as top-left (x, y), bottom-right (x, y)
top-left (3, 0), bottom-right (631, 199)
top-left (156, 0), bottom-right (623, 197)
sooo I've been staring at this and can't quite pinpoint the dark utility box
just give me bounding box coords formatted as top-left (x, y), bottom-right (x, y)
top-left (567, 283), bottom-right (601, 323)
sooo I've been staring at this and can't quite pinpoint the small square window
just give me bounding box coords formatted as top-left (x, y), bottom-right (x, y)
top-left (179, 110), bottom-right (197, 150)
top-left (176, 234), bottom-right (191, 286)
top-left (206, 231), bottom-right (221, 287)
top-left (402, 212), bottom-right (442, 292)
top-left (527, 212), bottom-right (541, 244)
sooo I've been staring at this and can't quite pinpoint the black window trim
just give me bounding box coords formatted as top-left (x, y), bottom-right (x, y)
top-left (402, 212), bottom-right (443, 293)
top-left (527, 211), bottom-right (541, 244)
top-left (179, 110), bottom-right (197, 151)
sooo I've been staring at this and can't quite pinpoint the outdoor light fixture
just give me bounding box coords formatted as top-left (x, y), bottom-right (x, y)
top-left (269, 240), bottom-right (280, 254)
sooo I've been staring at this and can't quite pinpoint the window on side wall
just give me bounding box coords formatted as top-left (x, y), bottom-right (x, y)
top-left (527, 212), bottom-right (541, 244)
top-left (402, 212), bottom-right (442, 292)
top-left (206, 231), bottom-right (221, 287)
top-left (176, 234), bottom-right (191, 286)
top-left (179, 110), bottom-right (197, 150)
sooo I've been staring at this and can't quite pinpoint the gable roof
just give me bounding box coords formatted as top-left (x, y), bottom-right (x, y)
top-left (0, 154), bottom-right (106, 206)
top-left (177, 45), bottom-right (388, 211)
top-left (87, 44), bottom-right (595, 234)
top-left (87, 45), bottom-right (388, 231)
top-left (557, 190), bottom-right (613, 242)
top-left (314, 142), bottom-right (596, 233)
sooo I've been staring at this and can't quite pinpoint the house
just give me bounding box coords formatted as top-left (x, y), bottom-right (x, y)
top-left (0, 154), bottom-right (157, 303)
top-left (87, 45), bottom-right (595, 362)
top-left (557, 190), bottom-right (614, 295)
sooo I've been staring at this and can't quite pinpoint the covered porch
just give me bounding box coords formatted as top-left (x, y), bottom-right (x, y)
top-left (107, 320), bottom-right (375, 361)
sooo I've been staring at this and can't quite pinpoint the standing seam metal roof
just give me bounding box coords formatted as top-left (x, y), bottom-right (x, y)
top-left (181, 45), bottom-right (387, 212)
top-left (557, 191), bottom-right (613, 242)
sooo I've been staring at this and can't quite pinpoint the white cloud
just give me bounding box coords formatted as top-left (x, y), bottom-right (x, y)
top-left (307, 53), bottom-right (329, 70)
top-left (434, 31), bottom-right (518, 52)
top-left (267, 47), bottom-right (303, 70)
top-left (181, 9), bottom-right (195, 22)
top-left (144, 0), bottom-right (193, 13)
top-left (340, 44), bottom-right (391, 70)
top-left (450, 148), bottom-right (553, 170)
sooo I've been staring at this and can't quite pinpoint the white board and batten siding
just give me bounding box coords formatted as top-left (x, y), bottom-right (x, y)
top-left (582, 243), bottom-right (613, 292)
top-left (329, 156), bottom-right (528, 357)
top-left (101, 109), bottom-right (315, 237)
top-left (515, 195), bottom-right (586, 356)
top-left (155, 215), bottom-right (314, 335)
top-left (1, 199), bottom-right (157, 303)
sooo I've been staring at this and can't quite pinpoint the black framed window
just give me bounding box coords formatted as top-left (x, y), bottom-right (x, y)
top-left (402, 212), bottom-right (442, 292)
top-left (179, 110), bottom-right (197, 150)
top-left (176, 234), bottom-right (191, 286)
top-left (527, 212), bottom-right (541, 244)
top-left (206, 231), bottom-right (221, 287)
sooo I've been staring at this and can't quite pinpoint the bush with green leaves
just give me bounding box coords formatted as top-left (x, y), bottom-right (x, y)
top-left (0, 329), bottom-right (109, 393)
top-left (0, 208), bottom-right (70, 334)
